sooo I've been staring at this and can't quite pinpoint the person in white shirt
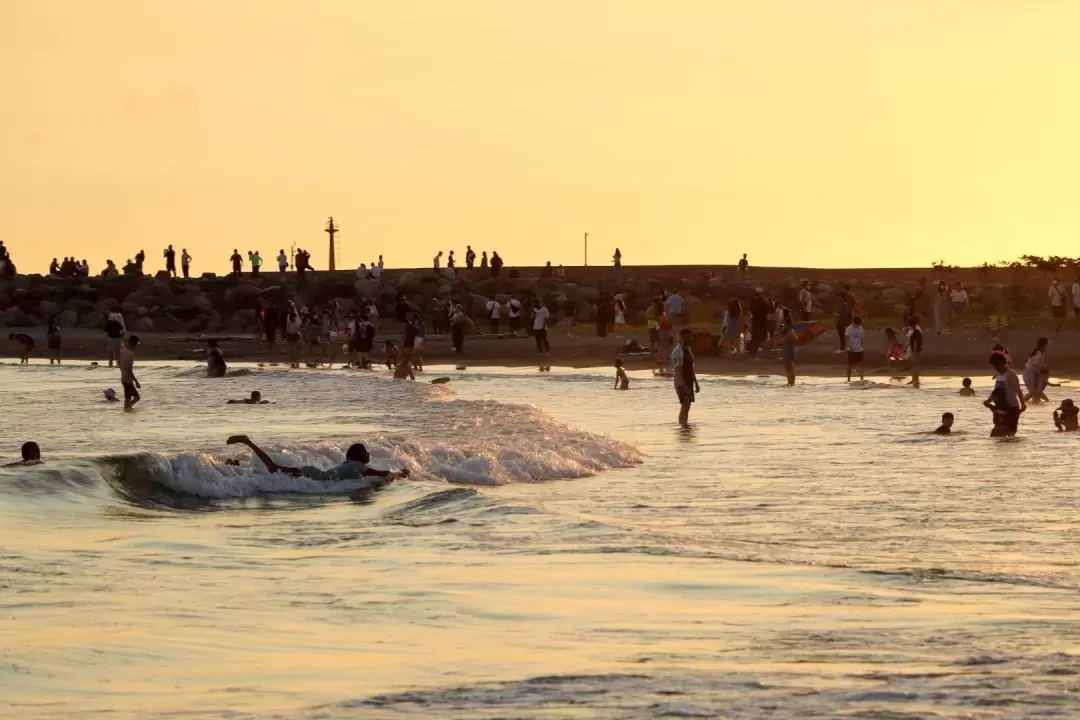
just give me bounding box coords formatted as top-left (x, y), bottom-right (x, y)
top-left (666, 291), bottom-right (684, 326)
top-left (485, 298), bottom-right (502, 335)
top-left (798, 281), bottom-right (814, 321)
top-left (1072, 279), bottom-right (1080, 331)
top-left (531, 299), bottom-right (551, 355)
top-left (507, 295), bottom-right (523, 335)
top-left (844, 315), bottom-right (865, 382)
top-left (949, 282), bottom-right (969, 321)
top-left (1050, 279), bottom-right (1066, 331)
top-left (356, 263), bottom-right (368, 279)
top-left (277, 250), bottom-right (288, 279)
top-left (370, 262), bottom-right (382, 280)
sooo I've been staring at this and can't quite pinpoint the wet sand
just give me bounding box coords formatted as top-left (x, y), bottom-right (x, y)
top-left (9, 323), bottom-right (1080, 379)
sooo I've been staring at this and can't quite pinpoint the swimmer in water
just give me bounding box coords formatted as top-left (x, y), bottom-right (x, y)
top-left (959, 378), bottom-right (975, 396)
top-left (985, 351), bottom-right (1025, 437)
top-left (1054, 399), bottom-right (1079, 432)
top-left (613, 359), bottom-right (629, 390)
top-left (225, 434), bottom-right (408, 484)
top-left (227, 391), bottom-right (269, 405)
top-left (4, 442), bottom-right (41, 467)
top-left (933, 412), bottom-right (955, 435)
top-left (206, 339), bottom-right (227, 378)
top-left (9, 332), bottom-right (33, 364)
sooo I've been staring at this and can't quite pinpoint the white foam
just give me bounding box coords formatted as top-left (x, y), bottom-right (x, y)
top-left (130, 400), bottom-right (643, 498)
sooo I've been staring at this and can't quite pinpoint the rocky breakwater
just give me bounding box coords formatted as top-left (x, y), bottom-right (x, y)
top-left (0, 268), bottom-right (1040, 333)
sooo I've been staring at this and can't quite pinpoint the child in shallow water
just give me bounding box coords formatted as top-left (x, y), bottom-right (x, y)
top-left (959, 378), bottom-right (975, 396)
top-left (613, 359), bottom-right (629, 390)
top-left (1054, 399), bottom-right (1079, 432)
top-left (934, 412), bottom-right (955, 435)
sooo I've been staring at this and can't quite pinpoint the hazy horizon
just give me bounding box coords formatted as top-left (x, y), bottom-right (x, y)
top-left (4, 1), bottom-right (1080, 275)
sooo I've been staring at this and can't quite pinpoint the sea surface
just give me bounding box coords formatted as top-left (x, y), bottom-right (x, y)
top-left (2, 360), bottom-right (1079, 719)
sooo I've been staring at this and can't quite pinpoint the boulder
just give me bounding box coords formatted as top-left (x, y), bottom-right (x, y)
top-left (56, 309), bottom-right (79, 328)
top-left (353, 279), bottom-right (381, 299)
top-left (132, 317), bottom-right (155, 333)
top-left (38, 300), bottom-right (61, 319)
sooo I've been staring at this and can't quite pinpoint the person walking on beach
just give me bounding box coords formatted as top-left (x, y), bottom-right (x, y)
top-left (465, 246), bottom-right (476, 269)
top-left (1072, 276), bottom-right (1080, 331)
top-left (932, 281), bottom-right (948, 333)
top-left (490, 251), bottom-right (504, 278)
top-left (46, 318), bottom-right (61, 365)
top-left (738, 254), bottom-right (749, 274)
top-left (181, 249), bottom-right (192, 278)
top-left (950, 281), bottom-right (969, 324)
top-left (433, 251), bottom-right (443, 273)
top-left (671, 328), bottom-right (700, 427)
top-left (507, 294), bottom-right (522, 335)
top-left (835, 285), bottom-right (855, 353)
top-left (480, 251), bottom-right (488, 271)
top-left (447, 250), bottom-right (456, 271)
top-left (666, 289), bottom-right (684, 329)
top-left (250, 250), bottom-right (262, 278)
top-left (722, 298), bottom-right (743, 355)
top-left (485, 297), bottom-right (501, 334)
top-left (749, 288), bottom-right (768, 357)
top-left (906, 316), bottom-right (924, 388)
top-left (164, 245), bottom-right (177, 277)
top-left (10, 332), bottom-right (33, 364)
top-left (845, 315), bottom-right (865, 382)
top-left (230, 250), bottom-right (243, 278)
top-left (1049, 279), bottom-right (1067, 331)
top-left (120, 335), bottom-right (141, 410)
top-left (450, 304), bottom-right (467, 355)
top-left (1022, 338), bottom-right (1051, 404)
top-left (798, 281), bottom-right (814, 321)
top-left (532, 298), bottom-right (551, 356)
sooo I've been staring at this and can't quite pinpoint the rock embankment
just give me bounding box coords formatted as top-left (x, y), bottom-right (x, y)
top-left (0, 266), bottom-right (1049, 331)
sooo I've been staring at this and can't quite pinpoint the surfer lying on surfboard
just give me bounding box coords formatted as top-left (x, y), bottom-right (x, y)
top-left (226, 434), bottom-right (408, 484)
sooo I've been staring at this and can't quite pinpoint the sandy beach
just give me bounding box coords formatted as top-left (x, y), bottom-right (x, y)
top-left (11, 320), bottom-right (1080, 380)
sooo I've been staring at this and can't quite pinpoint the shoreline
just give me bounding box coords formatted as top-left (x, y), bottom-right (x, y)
top-left (8, 326), bottom-right (1080, 381)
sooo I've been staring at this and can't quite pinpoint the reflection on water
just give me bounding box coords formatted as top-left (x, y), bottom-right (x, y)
top-left (2, 362), bottom-right (1080, 718)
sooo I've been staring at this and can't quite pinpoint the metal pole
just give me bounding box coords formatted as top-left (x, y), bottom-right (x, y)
top-left (584, 232), bottom-right (588, 267)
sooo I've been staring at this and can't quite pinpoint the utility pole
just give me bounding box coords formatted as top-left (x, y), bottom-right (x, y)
top-left (325, 217), bottom-right (339, 272)
top-left (584, 232), bottom-right (588, 267)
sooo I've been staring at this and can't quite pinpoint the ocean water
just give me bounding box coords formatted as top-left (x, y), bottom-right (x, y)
top-left (2, 361), bottom-right (1080, 719)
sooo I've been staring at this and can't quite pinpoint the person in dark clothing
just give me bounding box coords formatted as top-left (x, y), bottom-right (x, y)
top-left (596, 297), bottom-right (615, 338)
top-left (135, 250), bottom-right (146, 274)
top-left (206, 340), bottom-right (227, 377)
top-left (164, 245), bottom-right (177, 277)
top-left (10, 332), bottom-right (33, 364)
top-left (230, 249), bottom-right (243, 277)
top-left (262, 306), bottom-right (278, 344)
top-left (836, 285), bottom-right (856, 352)
top-left (748, 289), bottom-right (769, 356)
top-left (490, 251), bottom-right (504, 278)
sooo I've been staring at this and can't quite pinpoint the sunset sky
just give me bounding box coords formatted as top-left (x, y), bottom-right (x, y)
top-left (3, 1), bottom-right (1079, 274)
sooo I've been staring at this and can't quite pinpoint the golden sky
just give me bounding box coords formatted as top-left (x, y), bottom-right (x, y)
top-left (2, 1), bottom-right (1079, 273)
